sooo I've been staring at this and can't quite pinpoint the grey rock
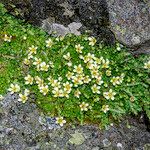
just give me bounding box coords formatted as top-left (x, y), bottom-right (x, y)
top-left (42, 19), bottom-right (82, 36)
top-left (0, 93), bottom-right (150, 149)
top-left (106, 0), bottom-right (150, 47)
top-left (103, 138), bottom-right (111, 147)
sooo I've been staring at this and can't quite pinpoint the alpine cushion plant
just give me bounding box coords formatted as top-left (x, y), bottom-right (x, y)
top-left (0, 3), bottom-right (150, 128)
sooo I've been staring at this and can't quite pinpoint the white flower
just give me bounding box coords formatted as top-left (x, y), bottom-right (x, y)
top-left (24, 89), bottom-right (30, 96)
top-left (3, 34), bottom-right (12, 42)
top-left (33, 57), bottom-right (42, 66)
top-left (28, 45), bottom-right (37, 54)
top-left (91, 69), bottom-right (99, 78)
top-left (40, 62), bottom-right (49, 71)
top-left (80, 102), bottom-right (89, 111)
top-left (51, 80), bottom-right (61, 88)
top-left (96, 76), bottom-right (103, 85)
top-left (73, 64), bottom-right (83, 74)
top-left (40, 85), bottom-right (49, 95)
top-left (111, 76), bottom-right (122, 86)
top-left (46, 38), bottom-right (53, 48)
top-left (23, 36), bottom-right (27, 40)
top-left (102, 105), bottom-right (109, 113)
top-left (52, 87), bottom-right (63, 97)
top-left (35, 76), bottom-right (44, 86)
top-left (74, 89), bottom-right (81, 98)
top-left (144, 60), bottom-right (150, 69)
top-left (8, 84), bottom-right (20, 94)
top-left (91, 84), bottom-right (100, 94)
top-left (106, 70), bottom-right (111, 76)
top-left (103, 89), bottom-right (116, 100)
top-left (0, 95), bottom-right (4, 100)
top-left (83, 75), bottom-right (91, 84)
top-left (102, 59), bottom-right (109, 68)
top-left (72, 75), bottom-right (83, 87)
top-left (75, 44), bottom-right (84, 53)
top-left (67, 61), bottom-right (72, 67)
top-left (66, 72), bottom-right (74, 80)
top-left (23, 58), bottom-right (30, 65)
top-left (25, 75), bottom-right (34, 85)
top-left (84, 53), bottom-right (95, 63)
top-left (56, 117), bottom-right (66, 127)
top-left (63, 52), bottom-right (71, 60)
top-left (88, 37), bottom-right (97, 46)
top-left (63, 81), bottom-right (73, 93)
top-left (27, 53), bottom-right (33, 59)
top-left (18, 93), bottom-right (28, 103)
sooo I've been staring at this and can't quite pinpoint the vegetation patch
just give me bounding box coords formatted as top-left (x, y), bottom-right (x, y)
top-left (0, 3), bottom-right (149, 128)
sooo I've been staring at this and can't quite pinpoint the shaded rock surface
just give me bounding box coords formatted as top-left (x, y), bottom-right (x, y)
top-left (0, 94), bottom-right (150, 150)
top-left (106, 0), bottom-right (150, 53)
top-left (1, 0), bottom-right (115, 45)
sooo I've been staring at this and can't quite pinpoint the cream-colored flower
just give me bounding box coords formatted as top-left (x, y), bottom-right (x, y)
top-left (63, 81), bottom-right (73, 93)
top-left (79, 55), bottom-right (84, 60)
top-left (0, 95), bottom-right (4, 100)
top-left (28, 45), bottom-right (37, 54)
top-left (46, 38), bottom-right (53, 48)
top-left (8, 84), bottom-right (20, 94)
top-left (103, 89), bottom-right (116, 100)
top-left (75, 44), bottom-right (84, 53)
top-left (62, 90), bottom-right (69, 98)
top-left (33, 57), bottom-right (42, 66)
top-left (83, 75), bottom-right (91, 84)
top-left (73, 64), bottom-right (83, 74)
top-left (102, 105), bottom-right (109, 113)
top-left (72, 75), bottom-right (83, 87)
top-left (91, 84), bottom-right (100, 94)
top-left (144, 60), bottom-right (150, 69)
top-left (35, 76), bottom-right (44, 86)
top-left (66, 61), bottom-right (72, 67)
top-left (96, 76), bottom-right (103, 85)
top-left (52, 87), bottom-right (63, 97)
top-left (56, 117), bottom-right (66, 126)
top-left (84, 53), bottom-right (95, 63)
top-left (66, 71), bottom-right (74, 80)
top-left (40, 62), bottom-right (49, 71)
top-left (102, 59), bottom-right (109, 69)
top-left (106, 70), bottom-right (111, 76)
top-left (24, 89), bottom-right (30, 96)
top-left (110, 76), bottom-right (122, 86)
top-left (91, 69), bottom-right (99, 78)
top-left (23, 36), bottom-right (27, 40)
top-left (27, 53), bottom-right (33, 59)
top-left (74, 89), bottom-right (81, 98)
top-left (40, 85), bottom-right (49, 95)
top-left (3, 34), bottom-right (12, 42)
top-left (88, 37), bottom-right (97, 46)
top-left (80, 102), bottom-right (89, 111)
top-left (23, 58), bottom-right (30, 65)
top-left (51, 80), bottom-right (61, 88)
top-left (18, 93), bottom-right (28, 103)
top-left (94, 57), bottom-right (102, 64)
top-left (63, 52), bottom-right (71, 60)
top-left (25, 75), bottom-right (34, 85)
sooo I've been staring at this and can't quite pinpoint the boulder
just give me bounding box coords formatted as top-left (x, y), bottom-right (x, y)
top-left (0, 93), bottom-right (150, 149)
top-left (106, 0), bottom-right (150, 48)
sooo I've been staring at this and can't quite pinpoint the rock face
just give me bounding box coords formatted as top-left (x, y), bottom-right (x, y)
top-left (106, 0), bottom-right (150, 47)
top-left (0, 94), bottom-right (150, 150)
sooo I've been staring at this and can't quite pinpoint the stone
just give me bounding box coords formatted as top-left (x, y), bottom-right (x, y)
top-left (69, 130), bottom-right (85, 145)
top-left (106, 0), bottom-right (150, 47)
top-left (103, 138), bottom-right (111, 147)
top-left (42, 19), bottom-right (82, 36)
